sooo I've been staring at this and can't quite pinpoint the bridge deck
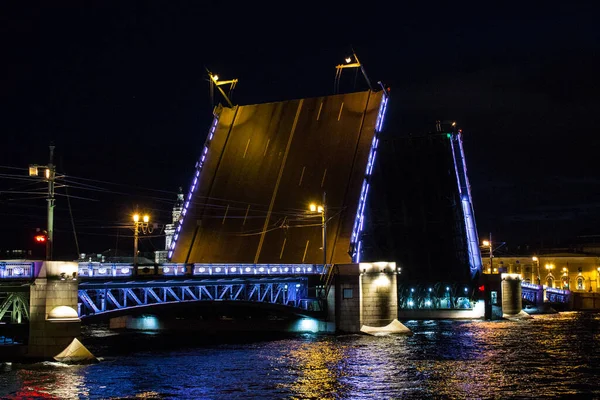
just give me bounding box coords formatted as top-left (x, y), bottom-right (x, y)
top-left (171, 90), bottom-right (385, 264)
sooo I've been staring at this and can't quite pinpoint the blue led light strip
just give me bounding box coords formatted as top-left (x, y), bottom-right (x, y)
top-left (450, 132), bottom-right (482, 277)
top-left (350, 93), bottom-right (388, 263)
top-left (168, 115), bottom-right (220, 259)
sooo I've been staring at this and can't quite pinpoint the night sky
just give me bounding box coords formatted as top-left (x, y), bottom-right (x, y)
top-left (1, 2), bottom-right (599, 259)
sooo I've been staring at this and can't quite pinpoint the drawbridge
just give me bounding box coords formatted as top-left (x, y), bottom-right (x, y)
top-left (169, 89), bottom-right (388, 265)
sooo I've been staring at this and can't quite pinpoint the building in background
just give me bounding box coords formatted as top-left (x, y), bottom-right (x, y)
top-left (488, 254), bottom-right (600, 292)
top-left (155, 188), bottom-right (184, 264)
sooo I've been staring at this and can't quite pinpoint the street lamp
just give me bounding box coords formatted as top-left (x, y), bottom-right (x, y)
top-left (482, 234), bottom-right (493, 273)
top-left (133, 213), bottom-right (151, 272)
top-left (545, 263), bottom-right (555, 287)
top-left (532, 256), bottom-right (541, 284)
top-left (28, 145), bottom-right (56, 261)
top-left (308, 192), bottom-right (327, 267)
top-left (562, 266), bottom-right (570, 289)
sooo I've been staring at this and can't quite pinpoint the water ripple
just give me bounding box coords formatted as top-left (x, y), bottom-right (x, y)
top-left (0, 312), bottom-right (598, 399)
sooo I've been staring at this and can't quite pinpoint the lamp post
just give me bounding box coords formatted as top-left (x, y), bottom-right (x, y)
top-left (482, 233), bottom-right (493, 273)
top-left (562, 266), bottom-right (570, 289)
top-left (532, 256), bottom-right (541, 284)
top-left (597, 267), bottom-right (600, 292)
top-left (309, 192), bottom-right (327, 267)
top-left (133, 213), bottom-right (150, 273)
top-left (545, 263), bottom-right (555, 287)
top-left (28, 145), bottom-right (56, 261)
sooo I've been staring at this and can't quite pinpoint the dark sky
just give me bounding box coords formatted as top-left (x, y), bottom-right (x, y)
top-left (1, 2), bottom-right (599, 258)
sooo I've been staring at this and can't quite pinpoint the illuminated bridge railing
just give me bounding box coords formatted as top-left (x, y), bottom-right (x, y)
top-left (79, 263), bottom-right (324, 279)
top-left (0, 262), bottom-right (34, 279)
top-left (191, 264), bottom-right (322, 276)
top-left (545, 287), bottom-right (570, 304)
top-left (520, 282), bottom-right (541, 303)
top-left (520, 282), bottom-right (570, 304)
top-left (78, 263), bottom-right (135, 278)
top-left (77, 277), bottom-right (318, 317)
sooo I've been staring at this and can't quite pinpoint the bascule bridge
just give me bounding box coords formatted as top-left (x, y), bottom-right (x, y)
top-left (1, 71), bottom-right (554, 360)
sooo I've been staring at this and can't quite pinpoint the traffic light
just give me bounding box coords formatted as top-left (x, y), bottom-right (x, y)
top-left (34, 233), bottom-right (47, 243)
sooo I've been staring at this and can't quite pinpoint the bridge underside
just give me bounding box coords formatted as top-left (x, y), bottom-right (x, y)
top-left (363, 132), bottom-right (481, 284)
top-left (171, 90), bottom-right (384, 264)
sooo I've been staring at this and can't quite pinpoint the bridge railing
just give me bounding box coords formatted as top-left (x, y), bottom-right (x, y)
top-left (78, 262), bottom-right (324, 279)
top-left (191, 264), bottom-right (322, 276)
top-left (78, 263), bottom-right (134, 278)
top-left (545, 287), bottom-right (570, 303)
top-left (0, 262), bottom-right (34, 279)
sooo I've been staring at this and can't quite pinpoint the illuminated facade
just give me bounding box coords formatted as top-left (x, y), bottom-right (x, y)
top-left (485, 254), bottom-right (600, 292)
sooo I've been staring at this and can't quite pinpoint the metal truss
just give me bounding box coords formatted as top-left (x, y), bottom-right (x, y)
top-left (78, 277), bottom-right (313, 317)
top-left (0, 292), bottom-right (29, 323)
top-left (398, 282), bottom-right (473, 310)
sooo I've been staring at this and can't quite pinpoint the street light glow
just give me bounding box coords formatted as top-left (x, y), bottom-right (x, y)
top-left (482, 240), bottom-right (490, 247)
top-left (143, 215), bottom-right (149, 223)
top-left (309, 203), bottom-right (316, 212)
top-left (345, 57), bottom-right (352, 63)
top-left (317, 205), bottom-right (323, 213)
top-left (133, 214), bottom-right (140, 222)
top-left (532, 256), bottom-right (538, 261)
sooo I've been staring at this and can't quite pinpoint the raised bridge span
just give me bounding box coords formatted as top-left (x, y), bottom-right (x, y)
top-left (169, 89), bottom-right (387, 265)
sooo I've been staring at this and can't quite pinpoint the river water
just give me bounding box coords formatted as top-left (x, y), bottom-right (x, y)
top-left (0, 312), bottom-right (598, 399)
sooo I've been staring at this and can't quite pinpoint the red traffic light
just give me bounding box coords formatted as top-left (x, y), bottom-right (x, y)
top-left (478, 285), bottom-right (485, 292)
top-left (34, 234), bottom-right (47, 243)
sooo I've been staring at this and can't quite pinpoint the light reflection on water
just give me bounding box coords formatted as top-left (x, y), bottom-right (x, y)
top-left (0, 312), bottom-right (598, 399)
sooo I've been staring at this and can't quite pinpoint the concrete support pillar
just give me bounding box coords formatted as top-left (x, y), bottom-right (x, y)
top-left (328, 263), bottom-right (399, 333)
top-left (501, 273), bottom-right (523, 317)
top-left (27, 262), bottom-right (81, 359)
top-left (359, 265), bottom-right (398, 328)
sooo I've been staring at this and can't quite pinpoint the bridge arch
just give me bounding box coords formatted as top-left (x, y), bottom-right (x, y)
top-left (78, 277), bottom-right (320, 319)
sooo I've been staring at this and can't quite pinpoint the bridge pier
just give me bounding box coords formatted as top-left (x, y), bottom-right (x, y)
top-left (27, 262), bottom-right (81, 359)
top-left (328, 263), bottom-right (398, 333)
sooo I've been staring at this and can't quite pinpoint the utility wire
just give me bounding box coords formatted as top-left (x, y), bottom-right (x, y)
top-left (65, 187), bottom-right (80, 256)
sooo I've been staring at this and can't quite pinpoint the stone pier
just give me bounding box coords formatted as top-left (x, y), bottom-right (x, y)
top-left (328, 262), bottom-right (398, 333)
top-left (27, 261), bottom-right (81, 359)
